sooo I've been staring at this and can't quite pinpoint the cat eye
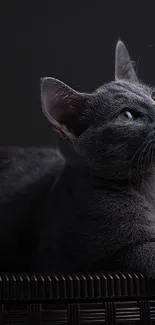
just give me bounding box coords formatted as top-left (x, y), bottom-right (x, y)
top-left (151, 92), bottom-right (155, 101)
top-left (118, 110), bottom-right (135, 121)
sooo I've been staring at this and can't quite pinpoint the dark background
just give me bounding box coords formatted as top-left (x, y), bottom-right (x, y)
top-left (1, 1), bottom-right (155, 146)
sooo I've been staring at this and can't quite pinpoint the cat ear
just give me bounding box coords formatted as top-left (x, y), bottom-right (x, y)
top-left (40, 77), bottom-right (86, 136)
top-left (115, 40), bottom-right (138, 82)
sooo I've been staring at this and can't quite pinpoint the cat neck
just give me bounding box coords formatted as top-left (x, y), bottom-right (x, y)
top-left (63, 141), bottom-right (155, 197)
top-left (75, 164), bottom-right (155, 197)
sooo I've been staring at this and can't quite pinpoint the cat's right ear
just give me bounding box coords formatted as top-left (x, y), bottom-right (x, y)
top-left (115, 40), bottom-right (138, 82)
top-left (40, 77), bottom-right (87, 136)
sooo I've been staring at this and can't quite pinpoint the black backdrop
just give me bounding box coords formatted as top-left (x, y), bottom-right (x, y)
top-left (1, 1), bottom-right (155, 146)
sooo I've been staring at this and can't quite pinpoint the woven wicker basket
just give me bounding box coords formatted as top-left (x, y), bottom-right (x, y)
top-left (0, 272), bottom-right (154, 324)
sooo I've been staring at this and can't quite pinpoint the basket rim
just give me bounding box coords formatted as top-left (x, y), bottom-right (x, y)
top-left (0, 272), bottom-right (154, 301)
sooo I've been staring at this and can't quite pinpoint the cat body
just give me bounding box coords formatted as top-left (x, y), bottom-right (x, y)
top-left (1, 41), bottom-right (155, 277)
top-left (38, 41), bottom-right (155, 277)
top-left (36, 169), bottom-right (155, 273)
top-left (0, 146), bottom-right (66, 270)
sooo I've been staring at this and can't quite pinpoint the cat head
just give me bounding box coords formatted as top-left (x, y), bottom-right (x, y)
top-left (41, 40), bottom-right (155, 181)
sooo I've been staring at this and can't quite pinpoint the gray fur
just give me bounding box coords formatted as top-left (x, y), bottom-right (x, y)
top-left (39, 40), bottom-right (155, 277)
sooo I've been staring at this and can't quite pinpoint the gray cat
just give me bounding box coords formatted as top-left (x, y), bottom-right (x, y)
top-left (0, 40), bottom-right (155, 277)
top-left (37, 40), bottom-right (155, 277)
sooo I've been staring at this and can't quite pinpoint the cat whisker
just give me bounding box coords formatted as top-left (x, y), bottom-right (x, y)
top-left (131, 131), bottom-right (155, 166)
top-left (137, 140), bottom-right (153, 176)
top-left (142, 143), bottom-right (153, 173)
top-left (150, 143), bottom-right (155, 167)
top-left (128, 134), bottom-right (155, 182)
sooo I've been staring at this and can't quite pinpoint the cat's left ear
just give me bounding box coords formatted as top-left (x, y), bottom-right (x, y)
top-left (41, 77), bottom-right (87, 136)
top-left (115, 40), bottom-right (138, 82)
